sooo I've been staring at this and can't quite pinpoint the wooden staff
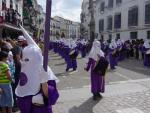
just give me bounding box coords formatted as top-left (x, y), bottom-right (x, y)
top-left (43, 0), bottom-right (52, 71)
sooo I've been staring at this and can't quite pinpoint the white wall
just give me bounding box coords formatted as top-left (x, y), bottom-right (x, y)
top-left (95, 0), bottom-right (150, 41)
top-left (81, 0), bottom-right (91, 39)
top-left (0, 0), bottom-right (23, 20)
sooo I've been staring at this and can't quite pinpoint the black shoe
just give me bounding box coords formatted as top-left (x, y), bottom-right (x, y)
top-left (97, 93), bottom-right (103, 98)
top-left (66, 68), bottom-right (69, 72)
top-left (73, 69), bottom-right (77, 71)
top-left (93, 95), bottom-right (98, 100)
top-left (93, 94), bottom-right (101, 100)
top-left (73, 68), bottom-right (77, 71)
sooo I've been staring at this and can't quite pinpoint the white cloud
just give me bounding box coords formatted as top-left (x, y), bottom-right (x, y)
top-left (37, 0), bottom-right (82, 22)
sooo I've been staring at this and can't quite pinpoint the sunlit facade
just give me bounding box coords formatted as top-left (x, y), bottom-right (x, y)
top-left (95, 0), bottom-right (150, 40)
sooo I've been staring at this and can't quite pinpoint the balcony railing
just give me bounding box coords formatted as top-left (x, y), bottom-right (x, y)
top-left (0, 8), bottom-right (22, 27)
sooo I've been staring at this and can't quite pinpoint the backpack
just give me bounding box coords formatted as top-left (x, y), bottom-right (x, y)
top-left (69, 49), bottom-right (78, 59)
top-left (93, 57), bottom-right (109, 76)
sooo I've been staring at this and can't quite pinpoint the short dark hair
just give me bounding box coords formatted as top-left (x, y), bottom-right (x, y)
top-left (1, 45), bottom-right (10, 53)
top-left (0, 51), bottom-right (8, 61)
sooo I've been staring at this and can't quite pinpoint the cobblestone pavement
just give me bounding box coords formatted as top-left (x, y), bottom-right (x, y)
top-left (49, 52), bottom-right (150, 90)
top-left (53, 79), bottom-right (150, 113)
top-left (49, 52), bottom-right (150, 113)
top-left (54, 91), bottom-right (150, 113)
top-left (13, 79), bottom-right (150, 113)
top-left (11, 52), bottom-right (150, 113)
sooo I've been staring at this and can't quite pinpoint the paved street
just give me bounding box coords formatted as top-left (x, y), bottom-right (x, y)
top-left (49, 51), bottom-right (150, 113)
top-left (49, 51), bottom-right (150, 90)
top-left (1, 0), bottom-right (150, 113)
top-left (14, 51), bottom-right (150, 113)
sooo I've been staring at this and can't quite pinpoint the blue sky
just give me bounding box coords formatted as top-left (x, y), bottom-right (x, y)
top-left (37, 0), bottom-right (82, 22)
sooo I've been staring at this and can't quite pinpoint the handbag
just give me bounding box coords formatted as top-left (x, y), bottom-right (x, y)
top-left (93, 57), bottom-right (109, 76)
top-left (32, 84), bottom-right (48, 106)
top-left (112, 50), bottom-right (119, 58)
top-left (69, 49), bottom-right (78, 59)
top-left (32, 93), bottom-right (44, 106)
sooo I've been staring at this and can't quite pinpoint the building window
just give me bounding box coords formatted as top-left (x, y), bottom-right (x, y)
top-left (116, 33), bottom-right (120, 39)
top-left (107, 16), bottom-right (113, 30)
top-left (128, 7), bottom-right (138, 27)
top-left (114, 13), bottom-right (121, 29)
top-left (16, 4), bottom-right (18, 12)
top-left (99, 19), bottom-right (104, 32)
top-left (147, 31), bottom-right (150, 39)
top-left (109, 34), bottom-right (112, 39)
top-left (2, 0), bottom-right (6, 10)
top-left (10, 0), bottom-right (13, 9)
top-left (145, 3), bottom-right (150, 24)
top-left (108, 0), bottom-right (114, 8)
top-left (101, 35), bottom-right (104, 40)
top-left (116, 0), bottom-right (122, 5)
top-left (100, 2), bottom-right (105, 12)
top-left (130, 32), bottom-right (138, 39)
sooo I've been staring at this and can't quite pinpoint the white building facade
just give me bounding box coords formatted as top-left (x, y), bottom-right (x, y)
top-left (53, 16), bottom-right (66, 39)
top-left (81, 0), bottom-right (91, 39)
top-left (81, 0), bottom-right (97, 39)
top-left (69, 22), bottom-right (80, 39)
top-left (0, 0), bottom-right (23, 38)
top-left (50, 18), bottom-right (61, 40)
top-left (0, 0), bottom-right (23, 19)
top-left (53, 16), bottom-right (80, 39)
top-left (95, 0), bottom-right (150, 41)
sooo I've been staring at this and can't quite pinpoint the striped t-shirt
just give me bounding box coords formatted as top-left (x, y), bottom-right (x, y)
top-left (0, 61), bottom-right (11, 84)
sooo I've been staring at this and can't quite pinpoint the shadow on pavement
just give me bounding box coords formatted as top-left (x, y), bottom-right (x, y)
top-left (118, 59), bottom-right (150, 76)
top-left (55, 62), bottom-right (66, 66)
top-left (55, 72), bottom-right (69, 76)
top-left (69, 98), bottom-right (100, 113)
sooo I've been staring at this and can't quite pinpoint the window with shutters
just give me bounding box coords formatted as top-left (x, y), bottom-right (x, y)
top-left (128, 7), bottom-right (138, 26)
top-left (145, 3), bottom-right (150, 24)
top-left (114, 13), bottom-right (121, 29)
top-left (10, 0), bottom-right (13, 9)
top-left (100, 2), bottom-right (105, 12)
top-left (116, 0), bottom-right (122, 5)
top-left (16, 4), bottom-right (18, 12)
top-left (101, 35), bottom-right (104, 40)
top-left (108, 0), bottom-right (114, 8)
top-left (130, 32), bottom-right (138, 39)
top-left (109, 34), bottom-right (112, 39)
top-left (147, 31), bottom-right (150, 39)
top-left (99, 19), bottom-right (104, 32)
top-left (116, 34), bottom-right (120, 39)
top-left (107, 16), bottom-right (113, 30)
top-left (2, 0), bottom-right (6, 10)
